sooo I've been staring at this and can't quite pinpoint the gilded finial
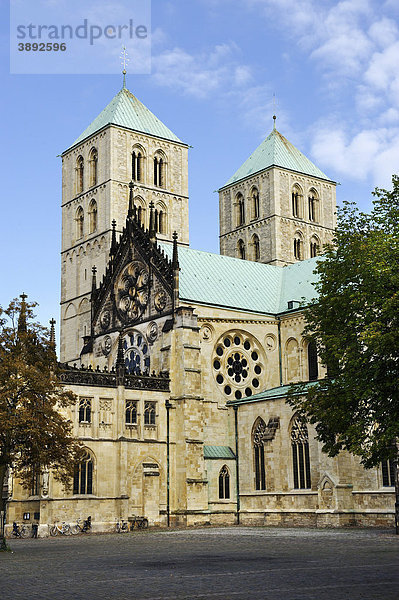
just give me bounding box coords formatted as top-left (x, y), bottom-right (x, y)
top-left (120, 45), bottom-right (129, 89)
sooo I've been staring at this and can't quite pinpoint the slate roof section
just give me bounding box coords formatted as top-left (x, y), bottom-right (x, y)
top-left (160, 242), bottom-right (319, 315)
top-left (65, 86), bottom-right (185, 152)
top-left (220, 128), bottom-right (333, 188)
top-left (204, 446), bottom-right (236, 459)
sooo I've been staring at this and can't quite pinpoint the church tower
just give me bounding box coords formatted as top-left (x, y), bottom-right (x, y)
top-left (60, 83), bottom-right (189, 362)
top-left (218, 120), bottom-right (336, 266)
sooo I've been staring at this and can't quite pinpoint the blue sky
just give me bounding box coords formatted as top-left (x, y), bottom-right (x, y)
top-left (1, 0), bottom-right (399, 342)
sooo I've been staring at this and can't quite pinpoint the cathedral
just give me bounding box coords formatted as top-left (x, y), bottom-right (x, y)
top-left (6, 82), bottom-right (395, 533)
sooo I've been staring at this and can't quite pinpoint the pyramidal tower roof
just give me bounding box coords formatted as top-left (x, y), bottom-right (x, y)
top-left (65, 85), bottom-right (185, 153)
top-left (220, 126), bottom-right (332, 188)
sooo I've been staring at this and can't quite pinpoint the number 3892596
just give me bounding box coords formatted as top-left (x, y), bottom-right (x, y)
top-left (18, 43), bottom-right (67, 51)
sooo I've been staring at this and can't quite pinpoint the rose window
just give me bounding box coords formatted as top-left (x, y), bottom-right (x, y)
top-left (123, 331), bottom-right (150, 375)
top-left (212, 332), bottom-right (264, 400)
top-left (115, 261), bottom-right (149, 323)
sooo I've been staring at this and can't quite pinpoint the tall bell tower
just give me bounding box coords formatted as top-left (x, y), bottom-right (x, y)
top-left (60, 83), bottom-right (189, 363)
top-left (218, 120), bottom-right (336, 267)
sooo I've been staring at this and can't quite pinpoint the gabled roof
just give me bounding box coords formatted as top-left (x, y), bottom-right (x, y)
top-left (160, 243), bottom-right (319, 315)
top-left (226, 380), bottom-right (318, 406)
top-left (64, 86), bottom-right (185, 153)
top-left (220, 127), bottom-right (333, 188)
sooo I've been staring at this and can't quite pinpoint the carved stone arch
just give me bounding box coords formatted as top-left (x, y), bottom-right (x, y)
top-left (79, 297), bottom-right (90, 314)
top-left (88, 198), bottom-right (98, 234)
top-left (75, 205), bottom-right (84, 239)
top-left (73, 446), bottom-right (96, 495)
top-left (293, 230), bottom-right (304, 260)
top-left (88, 147), bottom-right (98, 187)
top-left (318, 473), bottom-right (336, 509)
top-left (291, 183), bottom-right (303, 218)
top-left (250, 186), bottom-right (260, 220)
top-left (251, 233), bottom-right (260, 261)
top-left (64, 303), bottom-right (77, 320)
top-left (308, 187), bottom-right (319, 222)
top-left (235, 191), bottom-right (245, 226)
top-left (252, 416), bottom-right (267, 445)
top-left (153, 149), bottom-right (167, 188)
top-left (134, 195), bottom-right (147, 227)
top-left (154, 200), bottom-right (168, 235)
top-left (309, 233), bottom-right (321, 258)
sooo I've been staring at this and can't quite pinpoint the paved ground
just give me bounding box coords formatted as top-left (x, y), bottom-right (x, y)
top-left (1, 527), bottom-right (399, 600)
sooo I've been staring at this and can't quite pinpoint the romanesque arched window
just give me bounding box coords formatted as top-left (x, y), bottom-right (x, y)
top-left (291, 416), bottom-right (311, 489)
top-left (73, 450), bottom-right (94, 495)
top-left (253, 418), bottom-right (266, 490)
top-left (308, 189), bottom-right (318, 222)
top-left (218, 465), bottom-right (230, 499)
top-left (237, 193), bottom-right (245, 226)
top-left (154, 153), bottom-right (166, 187)
top-left (88, 200), bottom-right (97, 234)
top-left (310, 238), bottom-right (318, 258)
top-left (238, 239), bottom-right (246, 260)
top-left (294, 237), bottom-right (302, 260)
top-left (89, 148), bottom-right (98, 187)
top-left (307, 340), bottom-right (318, 381)
top-left (252, 234), bottom-right (260, 261)
top-left (132, 150), bottom-right (143, 182)
top-left (76, 156), bottom-right (84, 193)
top-left (252, 188), bottom-right (260, 220)
top-left (76, 206), bottom-right (84, 239)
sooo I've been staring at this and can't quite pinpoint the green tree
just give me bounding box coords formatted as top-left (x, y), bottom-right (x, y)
top-left (0, 295), bottom-right (81, 549)
top-left (288, 175), bottom-right (399, 530)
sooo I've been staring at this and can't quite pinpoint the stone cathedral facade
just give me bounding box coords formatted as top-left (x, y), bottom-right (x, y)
top-left (6, 85), bottom-right (395, 534)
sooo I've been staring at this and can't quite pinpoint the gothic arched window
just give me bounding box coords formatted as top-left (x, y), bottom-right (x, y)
top-left (238, 239), bottom-right (246, 260)
top-left (310, 239), bottom-right (318, 258)
top-left (78, 398), bottom-right (91, 423)
top-left (73, 450), bottom-right (94, 495)
top-left (253, 418), bottom-right (266, 490)
top-left (144, 402), bottom-right (156, 425)
top-left (252, 188), bottom-right (260, 220)
top-left (218, 465), bottom-right (230, 499)
top-left (88, 200), bottom-right (97, 234)
top-left (236, 193), bottom-right (245, 226)
top-left (132, 150), bottom-right (142, 182)
top-left (125, 400), bottom-right (138, 425)
top-left (252, 234), bottom-right (260, 261)
top-left (76, 156), bottom-right (84, 193)
top-left (89, 148), bottom-right (98, 187)
top-left (154, 154), bottom-right (166, 187)
top-left (76, 206), bottom-right (84, 239)
top-left (308, 189), bottom-right (318, 222)
top-left (308, 341), bottom-right (318, 381)
top-left (291, 416), bottom-right (311, 489)
top-left (294, 237), bottom-right (302, 260)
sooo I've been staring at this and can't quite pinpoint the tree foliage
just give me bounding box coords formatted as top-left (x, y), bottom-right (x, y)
top-left (0, 297), bottom-right (82, 535)
top-left (288, 175), bottom-right (399, 468)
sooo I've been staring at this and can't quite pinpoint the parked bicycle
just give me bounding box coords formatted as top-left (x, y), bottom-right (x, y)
top-left (49, 521), bottom-right (72, 536)
top-left (71, 516), bottom-right (92, 535)
top-left (116, 518), bottom-right (129, 533)
top-left (12, 522), bottom-right (30, 538)
top-left (129, 515), bottom-right (149, 530)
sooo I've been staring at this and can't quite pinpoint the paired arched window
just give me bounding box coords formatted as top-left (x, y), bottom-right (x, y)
top-left (76, 156), bottom-right (84, 193)
top-left (307, 341), bottom-right (318, 381)
top-left (238, 239), bottom-right (246, 260)
top-left (253, 418), bottom-right (266, 490)
top-left (236, 193), bottom-right (245, 226)
top-left (144, 401), bottom-right (156, 425)
top-left (76, 206), bottom-right (84, 239)
top-left (294, 237), bottom-right (302, 260)
top-left (218, 465), bottom-right (230, 499)
top-left (125, 400), bottom-right (138, 425)
top-left (154, 155), bottom-right (165, 187)
top-left (88, 200), bottom-right (97, 234)
top-left (155, 206), bottom-right (167, 234)
top-left (89, 148), bottom-right (98, 187)
top-left (252, 234), bottom-right (260, 261)
top-left (291, 416), bottom-right (311, 489)
top-left (73, 450), bottom-right (94, 495)
top-left (310, 239), bottom-right (318, 258)
top-left (292, 186), bottom-right (302, 218)
top-left (132, 150), bottom-right (143, 182)
top-left (251, 188), bottom-right (260, 220)
top-left (78, 397), bottom-right (91, 423)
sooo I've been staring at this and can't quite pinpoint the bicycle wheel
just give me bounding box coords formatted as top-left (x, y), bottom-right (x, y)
top-left (71, 525), bottom-right (80, 535)
top-left (50, 526), bottom-right (58, 536)
top-left (63, 524), bottom-right (72, 535)
top-left (21, 526), bottom-right (30, 538)
top-left (139, 519), bottom-right (148, 529)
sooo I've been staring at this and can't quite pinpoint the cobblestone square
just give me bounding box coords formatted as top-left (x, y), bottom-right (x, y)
top-left (1, 527), bottom-right (399, 599)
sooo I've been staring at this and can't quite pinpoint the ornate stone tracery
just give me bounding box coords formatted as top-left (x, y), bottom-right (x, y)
top-left (115, 261), bottom-right (149, 323)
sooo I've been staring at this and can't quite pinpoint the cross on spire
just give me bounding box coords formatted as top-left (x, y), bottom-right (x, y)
top-left (120, 45), bottom-right (130, 88)
top-left (272, 93), bottom-right (277, 129)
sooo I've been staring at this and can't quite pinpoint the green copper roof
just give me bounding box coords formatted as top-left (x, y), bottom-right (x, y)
top-left (204, 446), bottom-right (235, 459)
top-left (220, 128), bottom-right (332, 188)
top-left (226, 381), bottom-right (318, 406)
top-left (160, 243), bottom-right (319, 315)
top-left (65, 87), bottom-right (184, 152)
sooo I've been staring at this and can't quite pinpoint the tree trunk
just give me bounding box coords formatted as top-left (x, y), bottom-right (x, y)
top-left (0, 463), bottom-right (7, 550)
top-left (395, 439), bottom-right (399, 535)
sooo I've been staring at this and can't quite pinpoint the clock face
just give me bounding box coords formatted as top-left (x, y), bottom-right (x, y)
top-left (115, 261), bottom-right (149, 323)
